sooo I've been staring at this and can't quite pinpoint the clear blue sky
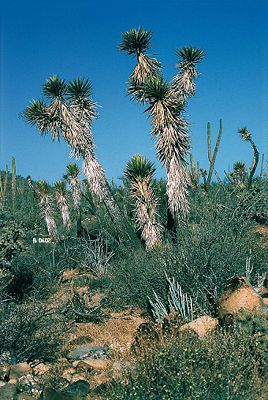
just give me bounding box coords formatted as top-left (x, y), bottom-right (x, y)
top-left (1, 0), bottom-right (267, 183)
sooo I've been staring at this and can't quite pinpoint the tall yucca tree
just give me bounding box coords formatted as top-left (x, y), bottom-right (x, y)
top-left (24, 76), bottom-right (111, 204)
top-left (36, 180), bottom-right (57, 239)
top-left (170, 47), bottom-right (205, 104)
top-left (124, 155), bottom-right (162, 249)
top-left (120, 28), bottom-right (204, 218)
top-left (63, 163), bottom-right (81, 210)
top-left (142, 76), bottom-right (190, 217)
top-left (54, 180), bottom-right (71, 230)
top-left (66, 79), bottom-right (110, 201)
top-left (239, 127), bottom-right (259, 187)
top-left (119, 27), bottom-right (161, 102)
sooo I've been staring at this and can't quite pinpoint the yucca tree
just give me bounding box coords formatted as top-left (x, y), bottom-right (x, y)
top-left (24, 76), bottom-right (111, 204)
top-left (36, 180), bottom-right (57, 239)
top-left (230, 161), bottom-right (248, 187)
top-left (124, 155), bottom-right (162, 249)
top-left (120, 28), bottom-right (204, 218)
top-left (119, 27), bottom-right (161, 102)
top-left (239, 127), bottom-right (259, 187)
top-left (66, 78), bottom-right (110, 201)
top-left (170, 47), bottom-right (205, 103)
top-left (63, 163), bottom-right (81, 210)
top-left (54, 180), bottom-right (71, 229)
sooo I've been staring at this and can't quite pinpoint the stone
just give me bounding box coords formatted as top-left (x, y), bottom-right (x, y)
top-left (0, 382), bottom-right (17, 400)
top-left (76, 359), bottom-right (110, 370)
top-left (9, 362), bottom-right (32, 380)
top-left (179, 316), bottom-right (219, 338)
top-left (217, 276), bottom-right (265, 319)
top-left (62, 368), bottom-right (76, 381)
top-left (32, 363), bottom-right (51, 376)
top-left (67, 345), bottom-right (109, 361)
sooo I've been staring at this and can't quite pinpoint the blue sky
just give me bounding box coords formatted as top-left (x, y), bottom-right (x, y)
top-left (1, 0), bottom-right (267, 183)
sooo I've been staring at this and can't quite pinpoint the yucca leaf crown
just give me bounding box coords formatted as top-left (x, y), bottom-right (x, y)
top-left (67, 78), bottom-right (93, 100)
top-left (239, 127), bottom-right (251, 141)
top-left (64, 163), bottom-right (80, 180)
top-left (142, 75), bottom-right (169, 102)
top-left (36, 180), bottom-right (49, 194)
top-left (176, 47), bottom-right (205, 65)
top-left (43, 75), bottom-right (67, 99)
top-left (23, 100), bottom-right (49, 125)
top-left (125, 155), bottom-right (156, 181)
top-left (54, 180), bottom-right (67, 194)
top-left (119, 27), bottom-right (153, 55)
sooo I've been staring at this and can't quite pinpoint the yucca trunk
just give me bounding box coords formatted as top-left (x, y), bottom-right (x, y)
top-left (131, 178), bottom-right (162, 249)
top-left (56, 194), bottom-right (71, 229)
top-left (39, 195), bottom-right (57, 239)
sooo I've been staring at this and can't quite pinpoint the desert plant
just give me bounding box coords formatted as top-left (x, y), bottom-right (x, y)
top-left (239, 127), bottom-right (259, 187)
top-left (124, 155), bottom-right (163, 249)
top-left (63, 163), bottom-right (81, 210)
top-left (36, 180), bottom-right (57, 239)
top-left (80, 237), bottom-right (114, 276)
top-left (120, 29), bottom-right (204, 219)
top-left (11, 157), bottom-right (17, 211)
top-left (54, 180), bottom-right (71, 230)
top-left (206, 120), bottom-right (223, 188)
top-left (230, 161), bottom-right (248, 187)
top-left (148, 274), bottom-right (193, 323)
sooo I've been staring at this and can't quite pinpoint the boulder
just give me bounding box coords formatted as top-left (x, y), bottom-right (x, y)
top-left (217, 277), bottom-right (265, 319)
top-left (76, 359), bottom-right (110, 370)
top-left (9, 362), bottom-right (32, 380)
top-left (67, 345), bottom-right (109, 361)
top-left (179, 316), bottom-right (219, 338)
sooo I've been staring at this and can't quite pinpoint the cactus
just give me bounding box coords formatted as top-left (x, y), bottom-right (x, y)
top-left (188, 154), bottom-right (201, 189)
top-left (11, 157), bottom-right (16, 211)
top-left (260, 154), bottom-right (265, 178)
top-left (2, 165), bottom-right (9, 208)
top-left (238, 127), bottom-right (259, 187)
top-left (206, 119), bottom-right (223, 187)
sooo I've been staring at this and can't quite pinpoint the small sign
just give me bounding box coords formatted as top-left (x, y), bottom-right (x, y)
top-left (33, 237), bottom-right (52, 244)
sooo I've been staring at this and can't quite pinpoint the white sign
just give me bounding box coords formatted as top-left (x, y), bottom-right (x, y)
top-left (32, 237), bottom-right (52, 244)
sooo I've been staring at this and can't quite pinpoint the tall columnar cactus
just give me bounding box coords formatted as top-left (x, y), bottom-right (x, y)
top-left (238, 127), bottom-right (259, 187)
top-left (187, 153), bottom-right (201, 189)
top-left (36, 180), bottom-right (57, 239)
top-left (3, 165), bottom-right (9, 208)
top-left (124, 155), bottom-right (163, 249)
top-left (206, 119), bottom-right (223, 188)
top-left (0, 171), bottom-right (3, 209)
top-left (11, 157), bottom-right (16, 211)
top-left (54, 180), bottom-right (71, 230)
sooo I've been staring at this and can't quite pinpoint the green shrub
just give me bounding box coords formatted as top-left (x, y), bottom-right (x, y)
top-left (104, 329), bottom-right (266, 400)
top-left (0, 300), bottom-right (72, 363)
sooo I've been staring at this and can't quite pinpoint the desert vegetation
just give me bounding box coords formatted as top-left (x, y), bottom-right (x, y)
top-left (0, 27), bottom-right (267, 400)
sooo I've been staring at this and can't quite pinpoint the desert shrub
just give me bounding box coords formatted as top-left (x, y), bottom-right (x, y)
top-left (107, 187), bottom-right (267, 313)
top-left (0, 299), bottom-right (72, 363)
top-left (105, 328), bottom-right (266, 400)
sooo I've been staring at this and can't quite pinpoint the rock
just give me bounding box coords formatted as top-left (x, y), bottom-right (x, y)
top-left (0, 382), bottom-right (17, 400)
top-left (62, 368), bottom-right (76, 382)
top-left (67, 345), bottom-right (109, 361)
top-left (179, 316), bottom-right (219, 338)
top-left (9, 362), bottom-right (32, 380)
top-left (76, 359), bottom-right (110, 370)
top-left (32, 363), bottom-right (51, 376)
top-left (217, 276), bottom-right (265, 319)
top-left (62, 379), bottom-right (90, 398)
